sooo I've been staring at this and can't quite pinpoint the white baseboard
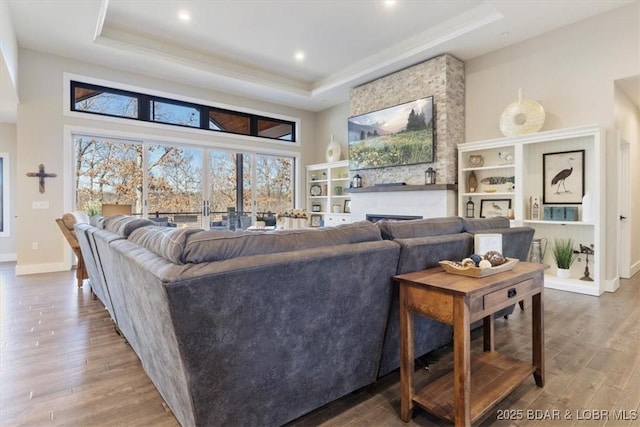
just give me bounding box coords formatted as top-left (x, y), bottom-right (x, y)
top-left (0, 252), bottom-right (17, 262)
top-left (604, 277), bottom-right (620, 293)
top-left (631, 260), bottom-right (640, 277)
top-left (15, 262), bottom-right (68, 276)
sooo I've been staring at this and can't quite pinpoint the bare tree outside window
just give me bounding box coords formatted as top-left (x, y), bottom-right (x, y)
top-left (74, 136), bottom-right (142, 214)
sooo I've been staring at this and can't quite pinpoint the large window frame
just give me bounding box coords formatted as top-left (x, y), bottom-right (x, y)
top-left (69, 129), bottom-right (300, 228)
top-left (70, 80), bottom-right (297, 143)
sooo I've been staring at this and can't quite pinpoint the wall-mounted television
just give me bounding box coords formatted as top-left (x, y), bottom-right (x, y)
top-left (348, 96), bottom-right (434, 170)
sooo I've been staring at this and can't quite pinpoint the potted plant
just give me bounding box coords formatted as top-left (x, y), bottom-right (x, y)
top-left (552, 238), bottom-right (578, 278)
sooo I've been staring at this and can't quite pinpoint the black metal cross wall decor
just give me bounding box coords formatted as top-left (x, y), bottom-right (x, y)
top-left (26, 164), bottom-right (57, 193)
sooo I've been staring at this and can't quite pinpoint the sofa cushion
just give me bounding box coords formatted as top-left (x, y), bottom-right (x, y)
top-left (104, 215), bottom-right (156, 237)
top-left (90, 215), bottom-right (106, 228)
top-left (128, 226), bottom-right (203, 264)
top-left (462, 217), bottom-right (510, 231)
top-left (182, 220), bottom-right (382, 264)
top-left (376, 216), bottom-right (464, 240)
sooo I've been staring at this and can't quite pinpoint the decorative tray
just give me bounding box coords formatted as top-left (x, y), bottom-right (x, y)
top-left (439, 258), bottom-right (519, 278)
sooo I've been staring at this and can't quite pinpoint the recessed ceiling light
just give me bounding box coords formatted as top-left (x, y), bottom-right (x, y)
top-left (178, 10), bottom-right (191, 22)
top-left (294, 51), bottom-right (305, 61)
top-left (384, 0), bottom-right (397, 8)
top-left (500, 31), bottom-right (510, 38)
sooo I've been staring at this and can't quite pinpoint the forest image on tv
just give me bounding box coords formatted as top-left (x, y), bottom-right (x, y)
top-left (348, 97), bottom-right (434, 170)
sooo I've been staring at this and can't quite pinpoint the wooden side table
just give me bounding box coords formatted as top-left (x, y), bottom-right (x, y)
top-left (396, 262), bottom-right (547, 426)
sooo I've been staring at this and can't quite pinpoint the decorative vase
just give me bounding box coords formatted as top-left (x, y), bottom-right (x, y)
top-left (499, 89), bottom-right (545, 137)
top-left (325, 134), bottom-right (341, 162)
top-left (468, 171), bottom-right (478, 193)
top-left (556, 268), bottom-right (571, 279)
top-left (582, 192), bottom-right (594, 222)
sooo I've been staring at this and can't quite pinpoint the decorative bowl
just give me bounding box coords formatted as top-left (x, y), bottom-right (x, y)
top-left (439, 258), bottom-right (519, 278)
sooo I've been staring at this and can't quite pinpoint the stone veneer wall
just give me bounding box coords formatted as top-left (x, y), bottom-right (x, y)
top-left (349, 54), bottom-right (464, 186)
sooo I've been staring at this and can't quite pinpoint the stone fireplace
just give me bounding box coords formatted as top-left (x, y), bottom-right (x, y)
top-left (349, 54), bottom-right (464, 188)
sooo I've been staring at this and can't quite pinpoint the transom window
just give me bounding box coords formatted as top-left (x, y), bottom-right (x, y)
top-left (70, 81), bottom-right (296, 142)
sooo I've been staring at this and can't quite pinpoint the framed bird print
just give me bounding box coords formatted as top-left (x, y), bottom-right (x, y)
top-left (543, 150), bottom-right (585, 204)
top-left (480, 199), bottom-right (512, 218)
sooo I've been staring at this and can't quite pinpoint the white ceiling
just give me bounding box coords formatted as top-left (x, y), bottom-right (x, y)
top-left (1, 0), bottom-right (638, 121)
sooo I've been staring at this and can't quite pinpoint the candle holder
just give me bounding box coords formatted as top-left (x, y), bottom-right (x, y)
top-left (465, 197), bottom-right (475, 218)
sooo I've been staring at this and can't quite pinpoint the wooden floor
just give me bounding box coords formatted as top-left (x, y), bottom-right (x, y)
top-left (1, 263), bottom-right (638, 427)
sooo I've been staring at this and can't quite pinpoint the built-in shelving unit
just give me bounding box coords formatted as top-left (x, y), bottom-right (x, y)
top-left (306, 160), bottom-right (352, 226)
top-left (458, 125), bottom-right (606, 295)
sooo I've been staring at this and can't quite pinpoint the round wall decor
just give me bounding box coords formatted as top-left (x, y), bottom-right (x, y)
top-left (499, 89), bottom-right (545, 137)
top-left (310, 184), bottom-right (322, 196)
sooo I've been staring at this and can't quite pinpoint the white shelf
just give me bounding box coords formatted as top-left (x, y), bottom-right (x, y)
top-left (461, 192), bottom-right (515, 197)
top-left (523, 220), bottom-right (595, 226)
top-left (544, 274), bottom-right (601, 296)
top-left (306, 160), bottom-right (353, 227)
top-left (461, 165), bottom-right (514, 172)
top-left (459, 125), bottom-right (604, 296)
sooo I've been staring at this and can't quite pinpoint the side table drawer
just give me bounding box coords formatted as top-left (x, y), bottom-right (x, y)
top-left (484, 278), bottom-right (536, 311)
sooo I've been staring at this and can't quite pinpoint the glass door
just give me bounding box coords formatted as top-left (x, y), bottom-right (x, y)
top-left (147, 144), bottom-right (203, 227)
top-left (73, 135), bottom-right (143, 215)
top-left (75, 133), bottom-right (296, 230)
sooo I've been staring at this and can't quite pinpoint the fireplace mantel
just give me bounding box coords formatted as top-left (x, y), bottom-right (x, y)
top-left (348, 184), bottom-right (457, 194)
top-left (348, 184), bottom-right (458, 221)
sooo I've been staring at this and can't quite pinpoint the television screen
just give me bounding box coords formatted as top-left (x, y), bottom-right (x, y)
top-left (348, 96), bottom-right (434, 170)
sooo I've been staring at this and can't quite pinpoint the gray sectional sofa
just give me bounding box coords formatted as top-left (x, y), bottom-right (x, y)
top-left (74, 215), bottom-right (533, 427)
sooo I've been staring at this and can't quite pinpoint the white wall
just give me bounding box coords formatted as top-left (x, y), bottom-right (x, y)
top-left (464, 2), bottom-right (639, 284)
top-left (614, 83), bottom-right (640, 275)
top-left (15, 49), bottom-right (318, 274)
top-left (0, 123), bottom-right (17, 261)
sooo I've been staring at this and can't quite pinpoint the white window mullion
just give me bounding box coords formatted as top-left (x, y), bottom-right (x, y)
top-left (142, 142), bottom-right (149, 218)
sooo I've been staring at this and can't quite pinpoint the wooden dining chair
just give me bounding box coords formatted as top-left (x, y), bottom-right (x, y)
top-left (55, 212), bottom-right (89, 287)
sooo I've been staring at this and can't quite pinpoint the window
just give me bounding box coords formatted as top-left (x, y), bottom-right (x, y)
top-left (71, 81), bottom-right (296, 142)
top-left (74, 134), bottom-right (296, 227)
top-left (147, 145), bottom-right (203, 222)
top-left (209, 110), bottom-right (250, 135)
top-left (74, 136), bottom-right (143, 214)
top-left (72, 84), bottom-right (138, 118)
top-left (151, 100), bottom-right (200, 128)
top-left (257, 118), bottom-right (294, 141)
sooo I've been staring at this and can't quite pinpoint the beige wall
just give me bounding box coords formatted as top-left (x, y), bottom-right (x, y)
top-left (0, 123), bottom-right (17, 261)
top-left (15, 49), bottom-right (318, 274)
top-left (315, 103), bottom-right (350, 164)
top-left (465, 2), bottom-right (640, 284)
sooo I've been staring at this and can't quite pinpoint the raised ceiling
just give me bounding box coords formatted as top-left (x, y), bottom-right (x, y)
top-left (2, 0), bottom-right (637, 118)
